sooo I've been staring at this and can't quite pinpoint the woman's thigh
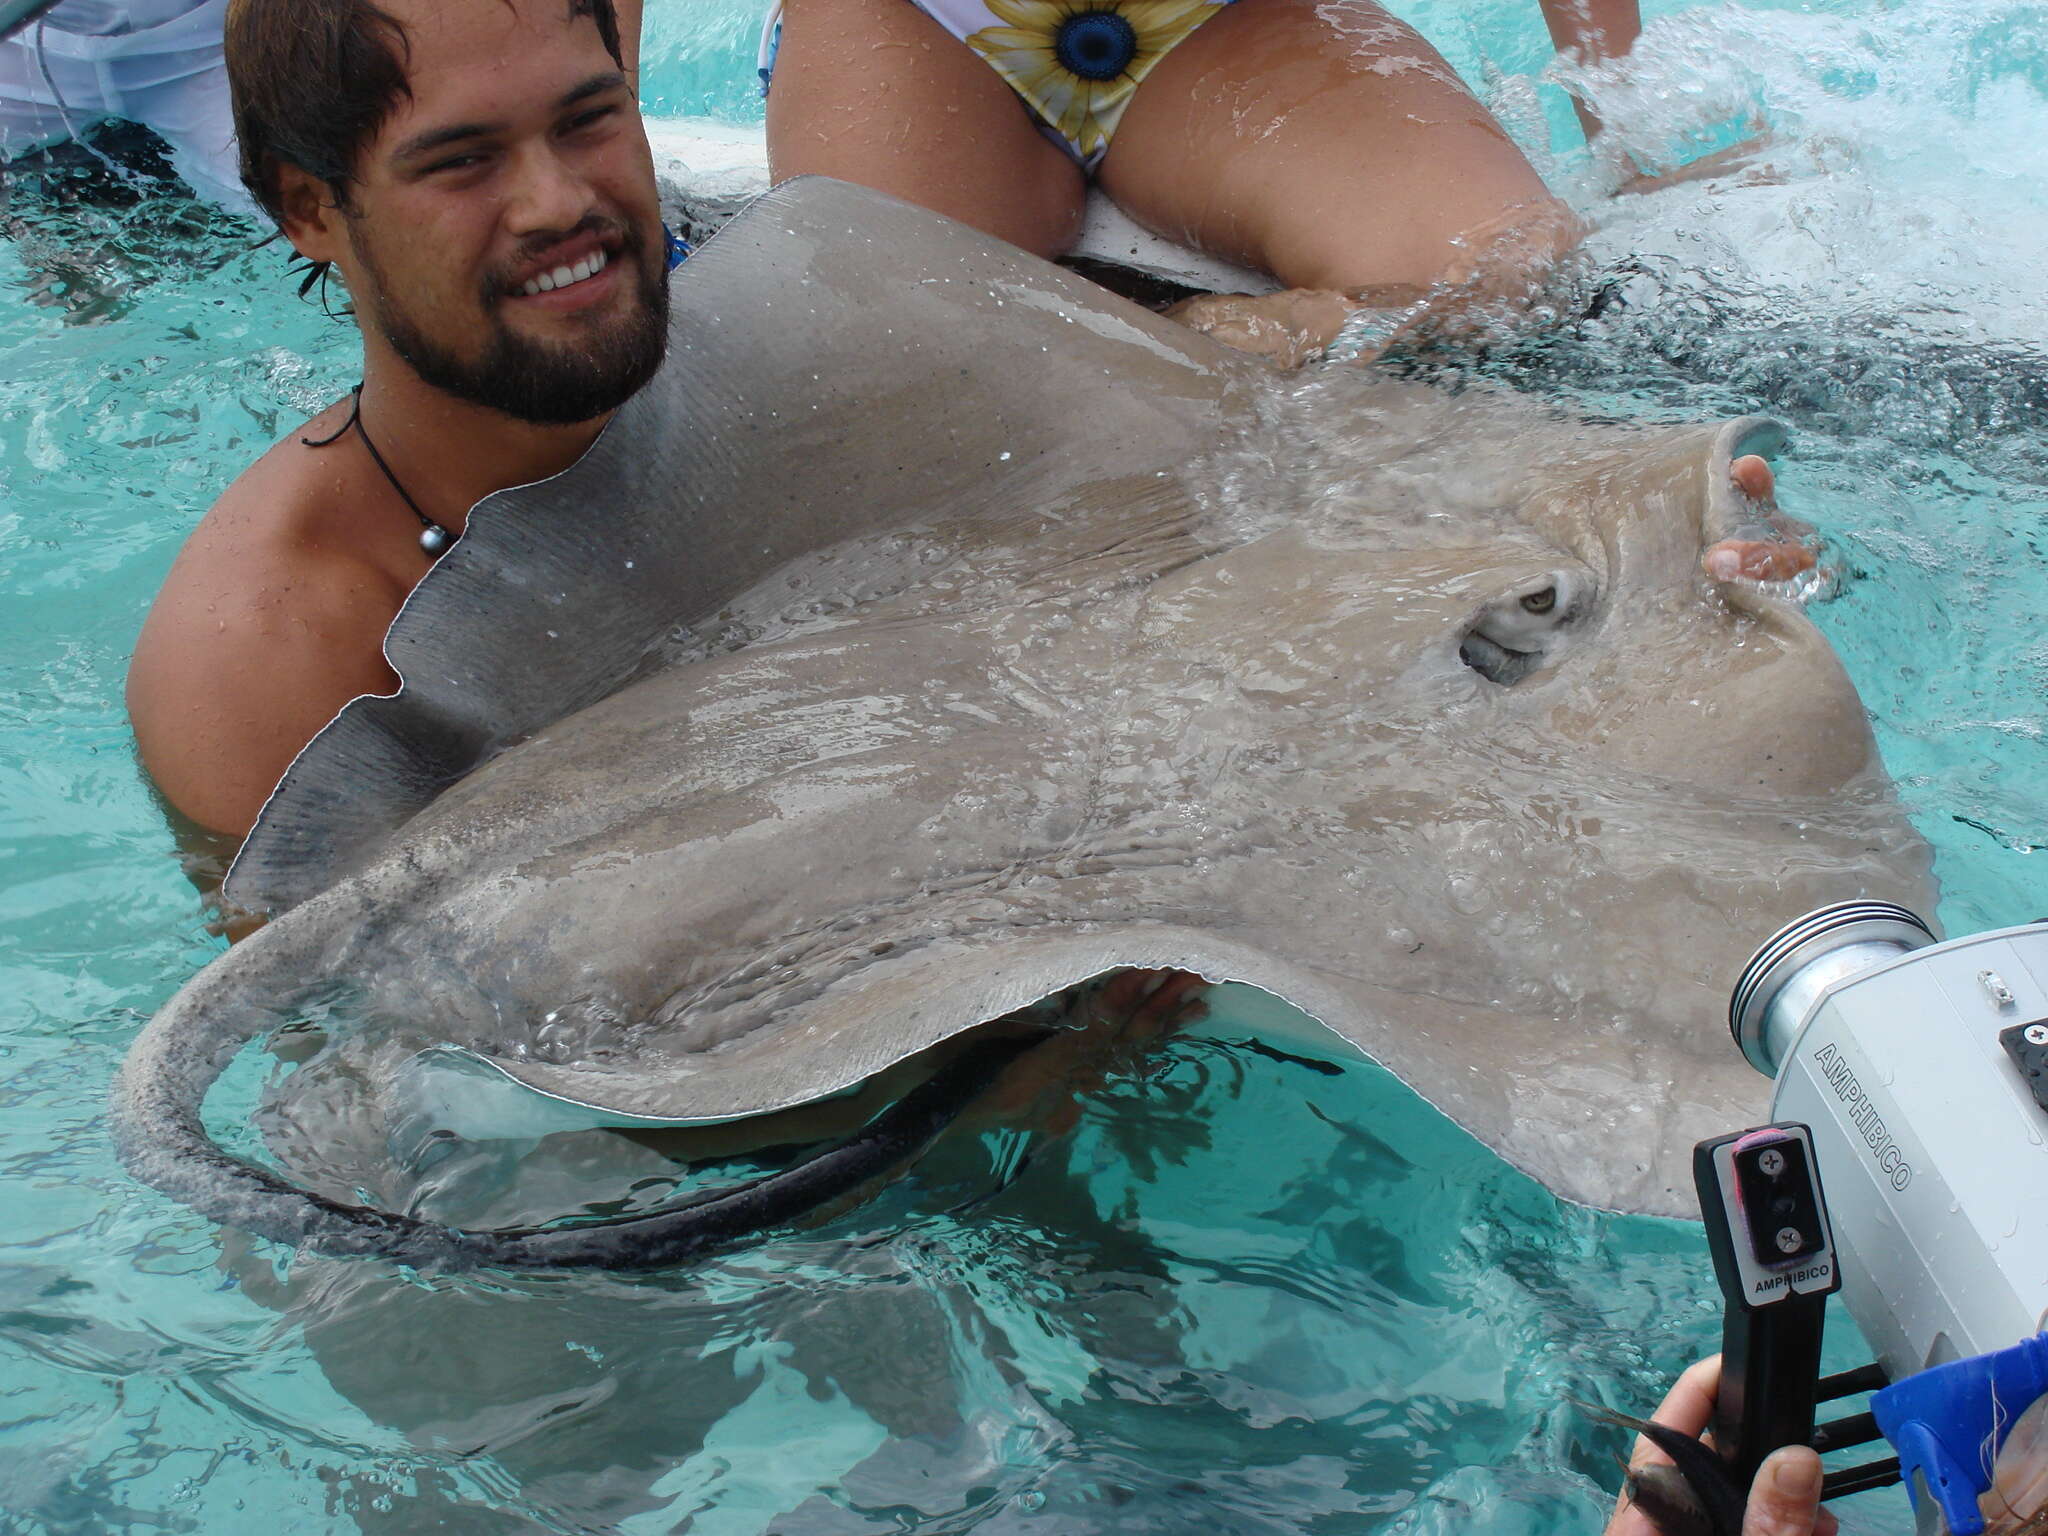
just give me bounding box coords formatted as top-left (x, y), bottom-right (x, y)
top-left (765, 0), bottom-right (1087, 260)
top-left (1098, 0), bottom-right (1570, 295)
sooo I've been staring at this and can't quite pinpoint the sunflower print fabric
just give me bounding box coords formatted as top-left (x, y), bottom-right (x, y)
top-left (965, 0), bottom-right (1236, 166)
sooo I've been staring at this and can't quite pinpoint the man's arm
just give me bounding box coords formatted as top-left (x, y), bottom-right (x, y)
top-left (127, 482), bottom-right (408, 840)
top-left (1539, 0), bottom-right (1642, 141)
top-left (1539, 0), bottom-right (1640, 65)
top-left (1602, 1357), bottom-right (1837, 1536)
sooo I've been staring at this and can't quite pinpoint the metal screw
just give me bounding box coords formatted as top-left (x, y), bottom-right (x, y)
top-left (2027, 1025), bottom-right (2048, 1047)
top-left (1757, 1148), bottom-right (1787, 1177)
top-left (1775, 1227), bottom-right (1804, 1254)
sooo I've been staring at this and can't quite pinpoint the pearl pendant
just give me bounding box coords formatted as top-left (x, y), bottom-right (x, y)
top-left (420, 523), bottom-right (453, 557)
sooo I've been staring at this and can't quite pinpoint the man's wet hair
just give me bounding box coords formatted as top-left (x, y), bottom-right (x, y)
top-left (226, 0), bottom-right (624, 284)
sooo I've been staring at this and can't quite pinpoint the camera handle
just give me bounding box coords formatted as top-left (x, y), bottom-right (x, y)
top-left (1695, 1123), bottom-right (1843, 1488)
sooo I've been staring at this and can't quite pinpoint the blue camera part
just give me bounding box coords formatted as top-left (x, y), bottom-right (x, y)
top-left (1873, 1333), bottom-right (2048, 1536)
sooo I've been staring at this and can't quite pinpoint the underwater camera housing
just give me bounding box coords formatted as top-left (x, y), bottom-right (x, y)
top-left (1714, 903), bottom-right (2048, 1533)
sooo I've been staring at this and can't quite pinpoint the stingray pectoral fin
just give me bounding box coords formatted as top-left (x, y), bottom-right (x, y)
top-left (444, 917), bottom-right (1751, 1219)
top-left (445, 928), bottom-right (1335, 1130)
top-left (391, 1046), bottom-right (778, 1144)
top-left (469, 969), bottom-right (1375, 1140)
top-left (1177, 980), bottom-right (1375, 1068)
top-left (110, 895), bottom-right (1051, 1270)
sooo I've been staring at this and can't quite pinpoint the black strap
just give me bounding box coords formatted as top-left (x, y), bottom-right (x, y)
top-left (302, 385), bottom-right (445, 541)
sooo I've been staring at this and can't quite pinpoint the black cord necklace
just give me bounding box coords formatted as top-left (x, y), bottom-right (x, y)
top-left (301, 385), bottom-right (456, 558)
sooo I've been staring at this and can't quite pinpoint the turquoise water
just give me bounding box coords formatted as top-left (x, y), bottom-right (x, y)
top-left (3, 0), bottom-right (2044, 1529)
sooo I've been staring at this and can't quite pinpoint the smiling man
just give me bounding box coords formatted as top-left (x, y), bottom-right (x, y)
top-left (128, 0), bottom-right (661, 843)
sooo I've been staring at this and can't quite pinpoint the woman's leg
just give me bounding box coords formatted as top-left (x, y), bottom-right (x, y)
top-left (1098, 0), bottom-right (1578, 358)
top-left (765, 0), bottom-right (1087, 260)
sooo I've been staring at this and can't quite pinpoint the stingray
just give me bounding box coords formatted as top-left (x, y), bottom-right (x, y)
top-left (112, 178), bottom-right (1933, 1269)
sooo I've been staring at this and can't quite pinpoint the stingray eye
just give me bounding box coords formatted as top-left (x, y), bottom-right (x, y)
top-left (1460, 570), bottom-right (1589, 687)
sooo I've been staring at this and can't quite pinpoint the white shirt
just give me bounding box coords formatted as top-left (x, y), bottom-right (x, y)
top-left (39, 0), bottom-right (213, 36)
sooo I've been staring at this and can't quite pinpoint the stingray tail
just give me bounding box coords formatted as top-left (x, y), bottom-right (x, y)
top-left (111, 908), bottom-right (1044, 1270)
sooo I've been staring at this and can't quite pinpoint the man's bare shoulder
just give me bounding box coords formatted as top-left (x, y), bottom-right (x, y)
top-left (129, 404), bottom-right (415, 839)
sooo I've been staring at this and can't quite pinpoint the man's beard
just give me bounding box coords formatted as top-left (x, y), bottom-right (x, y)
top-left (351, 219), bottom-right (669, 426)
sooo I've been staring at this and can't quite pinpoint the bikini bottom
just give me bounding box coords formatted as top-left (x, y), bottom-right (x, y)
top-left (758, 0), bottom-right (1237, 170)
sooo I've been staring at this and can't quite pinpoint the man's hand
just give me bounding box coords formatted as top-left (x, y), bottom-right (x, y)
top-left (970, 968), bottom-right (1209, 1136)
top-left (1603, 1356), bottom-right (1840, 1536)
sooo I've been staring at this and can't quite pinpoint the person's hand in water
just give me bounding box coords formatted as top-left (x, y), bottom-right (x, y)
top-left (1603, 1354), bottom-right (2048, 1535)
top-left (1705, 456), bottom-right (1818, 585)
top-left (974, 968), bottom-right (1209, 1136)
top-left (1600, 1356), bottom-right (1839, 1536)
top-left (1536, 0), bottom-right (1779, 195)
top-left (1610, 137), bottom-right (1775, 197)
top-left (1162, 203), bottom-right (1584, 369)
top-left (1538, 0), bottom-right (1641, 144)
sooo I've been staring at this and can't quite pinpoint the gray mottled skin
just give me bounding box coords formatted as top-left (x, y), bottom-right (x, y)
top-left (113, 179), bottom-right (1933, 1264)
